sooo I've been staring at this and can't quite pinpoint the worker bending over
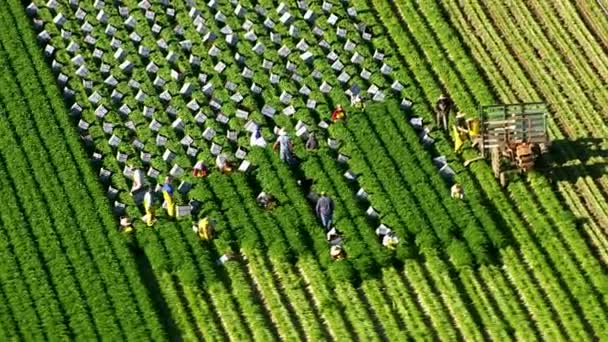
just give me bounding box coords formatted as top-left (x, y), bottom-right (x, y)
top-left (331, 104), bottom-right (346, 122)
top-left (451, 183), bottom-right (464, 200)
top-left (326, 227), bottom-right (343, 246)
top-left (350, 93), bottom-right (364, 110)
top-left (305, 132), bottom-right (317, 150)
top-left (216, 154), bottom-right (232, 173)
top-left (257, 192), bottom-right (276, 210)
top-left (330, 245), bottom-right (346, 260)
top-left (315, 192), bottom-right (334, 230)
top-left (162, 177), bottom-right (175, 218)
top-left (192, 160), bottom-right (209, 177)
top-left (250, 126), bottom-right (267, 148)
top-left (142, 189), bottom-right (157, 226)
top-left (120, 216), bottom-right (133, 233)
top-left (383, 232), bottom-right (399, 250)
top-left (193, 217), bottom-right (214, 241)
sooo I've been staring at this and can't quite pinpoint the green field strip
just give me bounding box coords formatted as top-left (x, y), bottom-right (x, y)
top-left (151, 219), bottom-right (257, 341)
top-left (358, 0), bottom-right (588, 338)
top-left (297, 257), bottom-right (358, 340)
top-left (499, 247), bottom-right (568, 341)
top-left (0, 23), bottom-right (168, 342)
top-left (457, 269), bottom-right (514, 341)
top-left (204, 174), bottom-right (299, 341)
top-left (0, 59), bottom-right (123, 340)
top-left (477, 266), bottom-right (541, 341)
top-left (242, 252), bottom-right (306, 341)
top-left (5, 1), bottom-right (173, 338)
top-left (0, 212), bottom-right (47, 341)
top-left (157, 221), bottom-right (231, 340)
top-left (509, 181), bottom-right (608, 338)
top-left (267, 257), bottom-right (333, 341)
top-left (0, 149), bottom-right (100, 340)
top-left (376, 3), bottom-right (608, 336)
top-left (422, 257), bottom-right (486, 342)
top-left (196, 179), bottom-right (332, 341)
top-left (528, 0), bottom-right (608, 100)
top-left (359, 280), bottom-right (411, 341)
top-left (441, 0), bottom-right (608, 265)
top-left (0, 277), bottom-right (20, 341)
top-left (381, 268), bottom-right (439, 341)
top-left (503, 0), bottom-right (608, 126)
top-left (570, 0), bottom-right (608, 50)
top-left (402, 262), bottom-right (463, 342)
top-left (135, 229), bottom-right (208, 341)
top-left (159, 224), bottom-right (248, 341)
top-left (525, 0), bottom-right (608, 92)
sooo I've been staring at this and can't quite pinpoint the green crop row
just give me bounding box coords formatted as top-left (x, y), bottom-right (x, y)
top-left (378, 0), bottom-right (608, 338)
top-left (0, 42), bottom-right (125, 341)
top-left (357, 0), bottom-right (579, 340)
top-left (441, 0), bottom-right (608, 265)
top-left (27, 0), bottom-right (394, 340)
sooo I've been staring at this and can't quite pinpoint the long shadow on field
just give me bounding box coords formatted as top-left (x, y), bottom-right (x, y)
top-left (550, 138), bottom-right (608, 164)
top-left (130, 242), bottom-right (183, 341)
top-left (544, 138), bottom-right (608, 183)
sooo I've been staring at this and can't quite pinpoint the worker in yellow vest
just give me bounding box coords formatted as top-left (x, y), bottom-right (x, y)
top-left (467, 118), bottom-right (480, 148)
top-left (143, 190), bottom-right (156, 226)
top-left (120, 216), bottom-right (133, 233)
top-left (452, 125), bottom-right (467, 153)
top-left (162, 177), bottom-right (175, 218)
top-left (193, 217), bottom-right (215, 241)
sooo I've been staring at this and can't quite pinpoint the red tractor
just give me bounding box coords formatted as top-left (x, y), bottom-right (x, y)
top-left (465, 103), bottom-right (550, 187)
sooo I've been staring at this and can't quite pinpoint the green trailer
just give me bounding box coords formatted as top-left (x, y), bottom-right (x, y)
top-left (469, 103), bottom-right (550, 186)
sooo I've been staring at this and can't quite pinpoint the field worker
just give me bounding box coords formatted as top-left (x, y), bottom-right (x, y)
top-left (456, 112), bottom-right (468, 134)
top-left (162, 177), bottom-right (175, 218)
top-left (130, 167), bottom-right (145, 194)
top-left (193, 217), bottom-right (214, 241)
top-left (382, 232), bottom-right (399, 250)
top-left (435, 94), bottom-right (452, 131)
top-left (350, 93), bottom-right (365, 110)
top-left (305, 132), bottom-right (317, 151)
top-left (467, 118), bottom-right (481, 148)
top-left (331, 104), bottom-right (346, 122)
top-left (452, 125), bottom-right (466, 153)
top-left (451, 183), bottom-right (464, 200)
top-left (216, 252), bottom-right (238, 265)
top-left (143, 189), bottom-right (157, 226)
top-left (330, 245), bottom-right (346, 260)
top-left (215, 153), bottom-right (232, 173)
top-left (120, 216), bottom-right (133, 233)
top-left (257, 192), bottom-right (276, 210)
top-left (250, 126), bottom-right (267, 148)
top-left (192, 160), bottom-right (209, 177)
top-left (315, 192), bottom-right (334, 230)
top-left (273, 130), bottom-right (295, 165)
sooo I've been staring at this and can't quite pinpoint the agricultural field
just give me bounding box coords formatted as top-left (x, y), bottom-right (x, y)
top-left (0, 0), bottom-right (607, 340)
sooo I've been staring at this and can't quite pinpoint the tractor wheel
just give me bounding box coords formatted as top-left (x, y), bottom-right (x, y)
top-left (491, 147), bottom-right (501, 179)
top-left (499, 172), bottom-right (508, 187)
